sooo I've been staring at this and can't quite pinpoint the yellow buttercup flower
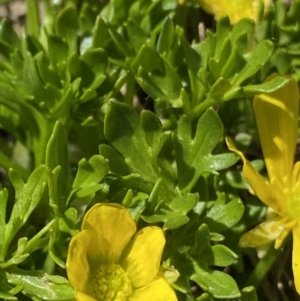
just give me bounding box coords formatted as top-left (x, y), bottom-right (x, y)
top-left (179, 0), bottom-right (271, 24)
top-left (226, 75), bottom-right (300, 293)
top-left (67, 203), bottom-right (178, 301)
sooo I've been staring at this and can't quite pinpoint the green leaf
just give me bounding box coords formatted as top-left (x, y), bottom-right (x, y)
top-left (188, 224), bottom-right (240, 298)
top-left (25, 220), bottom-right (55, 254)
top-left (73, 155), bottom-right (108, 189)
top-left (197, 293), bottom-right (214, 301)
top-left (156, 17), bottom-right (175, 54)
top-left (174, 109), bottom-right (238, 192)
top-left (0, 270), bottom-right (19, 300)
top-left (126, 19), bottom-right (148, 53)
top-left (181, 32), bottom-right (201, 77)
top-left (37, 59), bottom-right (62, 88)
top-left (79, 53), bottom-right (107, 98)
top-left (209, 38), bottom-right (232, 82)
top-left (220, 33), bottom-right (246, 80)
top-left (107, 25), bottom-right (133, 57)
top-left (0, 166), bottom-right (46, 261)
top-left (0, 292), bottom-right (17, 300)
top-left (232, 40), bottom-right (274, 86)
top-left (124, 191), bottom-right (147, 221)
top-left (214, 16), bottom-right (232, 61)
top-left (107, 174), bottom-right (145, 202)
top-left (132, 45), bottom-right (164, 74)
top-left (0, 238), bottom-right (29, 268)
top-left (79, 2), bottom-right (98, 34)
top-left (224, 75), bottom-right (293, 100)
top-left (188, 224), bottom-right (212, 261)
top-left (0, 188), bottom-right (8, 255)
top-left (201, 194), bottom-right (244, 232)
top-left (209, 78), bottom-right (233, 98)
top-left (131, 45), bottom-right (182, 105)
top-left (15, 167), bottom-right (47, 221)
top-left (230, 19), bottom-right (255, 51)
top-left (104, 101), bottom-right (160, 183)
top-left (47, 35), bottom-right (68, 69)
top-left (191, 268), bottom-right (240, 299)
top-left (140, 110), bottom-right (164, 157)
top-left (142, 193), bottom-right (198, 230)
top-left (211, 245), bottom-right (238, 267)
top-left (46, 122), bottom-right (69, 213)
top-left (205, 17), bottom-right (232, 81)
top-left (70, 155), bottom-right (108, 200)
top-left (196, 32), bottom-right (215, 70)
top-left (7, 270), bottom-right (74, 300)
top-left (0, 19), bottom-right (20, 48)
top-left (7, 167), bottom-right (46, 238)
top-left (170, 251), bottom-right (194, 295)
top-left (93, 17), bottom-right (110, 48)
top-left (99, 144), bottom-right (131, 176)
top-left (242, 75), bottom-right (291, 94)
top-left (0, 40), bottom-right (14, 60)
top-left (59, 208), bottom-right (77, 235)
top-left (81, 48), bottom-right (108, 78)
top-left (56, 6), bottom-right (77, 53)
top-left (100, 0), bottom-right (132, 25)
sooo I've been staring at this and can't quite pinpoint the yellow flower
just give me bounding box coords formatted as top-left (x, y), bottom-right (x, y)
top-left (226, 75), bottom-right (300, 292)
top-left (179, 0), bottom-right (271, 24)
top-left (66, 203), bottom-right (178, 301)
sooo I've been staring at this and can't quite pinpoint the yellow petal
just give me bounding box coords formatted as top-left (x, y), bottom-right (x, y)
top-left (274, 218), bottom-right (296, 249)
top-left (82, 203), bottom-right (136, 264)
top-left (76, 292), bottom-right (98, 301)
top-left (198, 0), bottom-right (271, 23)
top-left (253, 75), bottom-right (299, 202)
top-left (292, 162), bottom-right (300, 189)
top-left (129, 277), bottom-right (177, 301)
top-left (274, 225), bottom-right (290, 249)
top-left (239, 218), bottom-right (283, 248)
top-left (292, 225), bottom-right (300, 294)
top-left (226, 137), bottom-right (280, 212)
top-left (66, 230), bottom-right (90, 291)
top-left (122, 227), bottom-right (165, 288)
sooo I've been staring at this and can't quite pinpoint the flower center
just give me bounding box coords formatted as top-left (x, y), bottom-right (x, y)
top-left (90, 263), bottom-right (132, 301)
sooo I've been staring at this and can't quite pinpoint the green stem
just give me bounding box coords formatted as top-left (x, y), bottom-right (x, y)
top-left (43, 253), bottom-right (56, 274)
top-left (26, 0), bottom-right (40, 38)
top-left (123, 73), bottom-right (136, 106)
top-left (102, 72), bottom-right (128, 104)
top-left (192, 97), bottom-right (219, 119)
top-left (245, 245), bottom-right (282, 288)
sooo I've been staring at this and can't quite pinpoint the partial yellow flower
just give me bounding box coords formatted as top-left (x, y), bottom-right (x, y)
top-left (179, 0), bottom-right (271, 24)
top-left (226, 75), bottom-right (300, 293)
top-left (67, 203), bottom-right (178, 301)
